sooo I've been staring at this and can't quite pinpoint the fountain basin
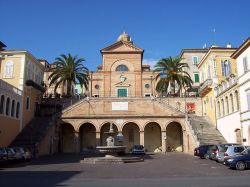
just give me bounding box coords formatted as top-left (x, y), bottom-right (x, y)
top-left (96, 146), bottom-right (126, 156)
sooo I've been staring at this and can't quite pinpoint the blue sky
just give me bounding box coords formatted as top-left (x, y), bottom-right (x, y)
top-left (1, 0), bottom-right (250, 70)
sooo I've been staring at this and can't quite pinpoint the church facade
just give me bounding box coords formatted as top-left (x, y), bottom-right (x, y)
top-left (59, 33), bottom-right (201, 154)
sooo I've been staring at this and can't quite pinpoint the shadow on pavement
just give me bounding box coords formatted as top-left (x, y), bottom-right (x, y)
top-left (0, 171), bottom-right (80, 187)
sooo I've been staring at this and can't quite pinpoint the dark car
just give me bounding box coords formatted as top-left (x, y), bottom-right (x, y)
top-left (225, 149), bottom-right (250, 170)
top-left (197, 145), bottom-right (215, 159)
top-left (0, 148), bottom-right (8, 161)
top-left (131, 145), bottom-right (145, 155)
top-left (194, 147), bottom-right (199, 157)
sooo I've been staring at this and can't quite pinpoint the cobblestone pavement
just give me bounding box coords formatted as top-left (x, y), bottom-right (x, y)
top-left (1, 153), bottom-right (250, 187)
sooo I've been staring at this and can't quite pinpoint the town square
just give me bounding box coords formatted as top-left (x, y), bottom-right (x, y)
top-left (1, 0), bottom-right (250, 186)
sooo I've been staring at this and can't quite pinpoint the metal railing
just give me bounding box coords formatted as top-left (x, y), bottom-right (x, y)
top-left (198, 79), bottom-right (212, 94)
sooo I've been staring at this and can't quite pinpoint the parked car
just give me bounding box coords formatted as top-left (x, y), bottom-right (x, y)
top-left (22, 147), bottom-right (32, 160)
top-left (13, 147), bottom-right (32, 161)
top-left (0, 148), bottom-right (8, 161)
top-left (218, 145), bottom-right (246, 163)
top-left (5, 148), bottom-right (16, 160)
top-left (131, 145), bottom-right (145, 155)
top-left (194, 147), bottom-right (199, 157)
top-left (209, 144), bottom-right (240, 162)
top-left (225, 149), bottom-right (250, 170)
top-left (195, 145), bottom-right (215, 159)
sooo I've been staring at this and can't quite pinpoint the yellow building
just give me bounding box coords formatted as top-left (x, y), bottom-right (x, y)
top-left (0, 49), bottom-right (44, 147)
top-left (198, 46), bottom-right (237, 126)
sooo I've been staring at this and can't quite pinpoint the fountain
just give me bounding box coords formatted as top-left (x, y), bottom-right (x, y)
top-left (96, 122), bottom-right (126, 157)
top-left (81, 122), bottom-right (144, 164)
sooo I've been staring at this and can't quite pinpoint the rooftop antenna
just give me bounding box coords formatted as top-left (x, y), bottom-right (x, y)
top-left (212, 28), bottom-right (216, 45)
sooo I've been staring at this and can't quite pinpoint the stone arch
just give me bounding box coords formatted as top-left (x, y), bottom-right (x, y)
top-left (122, 122), bottom-right (140, 152)
top-left (144, 122), bottom-right (162, 152)
top-left (100, 122), bottom-right (118, 146)
top-left (110, 59), bottom-right (135, 72)
top-left (235, 128), bottom-right (242, 144)
top-left (166, 121), bottom-right (183, 152)
top-left (61, 123), bottom-right (75, 153)
top-left (79, 122), bottom-right (96, 152)
top-left (76, 120), bottom-right (98, 132)
top-left (121, 120), bottom-right (143, 132)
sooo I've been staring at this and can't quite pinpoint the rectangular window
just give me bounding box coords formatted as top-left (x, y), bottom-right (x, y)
top-left (247, 92), bottom-right (250, 110)
top-left (194, 73), bottom-right (199, 83)
top-left (193, 56), bottom-right (199, 65)
top-left (117, 88), bottom-right (128, 97)
top-left (243, 56), bottom-right (248, 73)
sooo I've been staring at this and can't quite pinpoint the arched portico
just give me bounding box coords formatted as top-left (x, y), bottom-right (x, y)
top-left (79, 123), bottom-right (96, 152)
top-left (61, 123), bottom-right (75, 153)
top-left (166, 122), bottom-right (183, 152)
top-left (122, 122), bottom-right (140, 152)
top-left (144, 122), bottom-right (162, 152)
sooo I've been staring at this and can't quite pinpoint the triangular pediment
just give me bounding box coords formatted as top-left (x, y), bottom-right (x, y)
top-left (101, 41), bottom-right (143, 53)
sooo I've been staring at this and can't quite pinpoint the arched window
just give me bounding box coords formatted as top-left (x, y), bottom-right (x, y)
top-left (221, 99), bottom-right (225, 116)
top-left (225, 96), bottom-right (229, 115)
top-left (0, 95), bottom-right (5, 114)
top-left (16, 102), bottom-right (20, 118)
top-left (235, 91), bottom-right (239, 111)
top-left (217, 101), bottom-right (221, 117)
top-left (6, 97), bottom-right (10, 116)
top-left (4, 61), bottom-right (14, 78)
top-left (116, 65), bottom-right (128, 71)
top-left (11, 100), bottom-right (15, 117)
top-left (230, 94), bottom-right (234, 113)
top-left (26, 97), bottom-right (30, 110)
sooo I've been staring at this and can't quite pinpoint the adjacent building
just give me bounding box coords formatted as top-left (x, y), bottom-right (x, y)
top-left (180, 48), bottom-right (208, 96)
top-left (232, 37), bottom-right (250, 145)
top-left (0, 49), bottom-right (44, 147)
top-left (198, 46), bottom-right (237, 126)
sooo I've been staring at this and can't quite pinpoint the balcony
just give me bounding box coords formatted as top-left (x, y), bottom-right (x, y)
top-left (198, 79), bottom-right (212, 97)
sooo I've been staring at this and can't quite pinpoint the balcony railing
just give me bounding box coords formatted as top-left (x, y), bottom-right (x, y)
top-left (198, 79), bottom-right (212, 96)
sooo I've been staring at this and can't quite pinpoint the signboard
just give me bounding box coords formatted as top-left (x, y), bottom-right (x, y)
top-left (186, 103), bottom-right (195, 114)
top-left (112, 102), bottom-right (128, 110)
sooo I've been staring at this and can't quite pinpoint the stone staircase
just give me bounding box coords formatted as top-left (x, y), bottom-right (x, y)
top-left (10, 115), bottom-right (57, 150)
top-left (188, 116), bottom-right (226, 145)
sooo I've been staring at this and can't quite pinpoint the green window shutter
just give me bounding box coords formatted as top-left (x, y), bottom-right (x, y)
top-left (118, 88), bottom-right (127, 97)
top-left (194, 74), bottom-right (199, 83)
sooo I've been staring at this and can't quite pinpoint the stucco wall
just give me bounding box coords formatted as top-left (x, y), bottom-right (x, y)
top-left (217, 112), bottom-right (241, 143)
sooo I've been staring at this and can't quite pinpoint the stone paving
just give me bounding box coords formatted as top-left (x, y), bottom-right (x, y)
top-left (1, 152), bottom-right (250, 187)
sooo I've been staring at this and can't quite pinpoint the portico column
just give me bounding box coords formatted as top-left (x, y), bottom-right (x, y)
top-left (161, 131), bottom-right (167, 153)
top-left (139, 131), bottom-right (144, 146)
top-left (74, 131), bottom-right (80, 153)
top-left (96, 131), bottom-right (101, 146)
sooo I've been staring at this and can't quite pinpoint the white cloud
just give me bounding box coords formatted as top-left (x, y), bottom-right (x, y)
top-left (142, 58), bottom-right (159, 69)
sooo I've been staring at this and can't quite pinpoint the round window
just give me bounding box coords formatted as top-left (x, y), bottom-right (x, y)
top-left (95, 84), bottom-right (100, 89)
top-left (145, 84), bottom-right (150, 89)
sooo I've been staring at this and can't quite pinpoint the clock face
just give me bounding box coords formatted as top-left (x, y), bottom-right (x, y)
top-left (120, 75), bottom-right (126, 82)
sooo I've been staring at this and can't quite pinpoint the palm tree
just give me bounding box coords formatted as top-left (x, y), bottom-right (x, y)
top-left (48, 54), bottom-right (89, 96)
top-left (154, 56), bottom-right (193, 96)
